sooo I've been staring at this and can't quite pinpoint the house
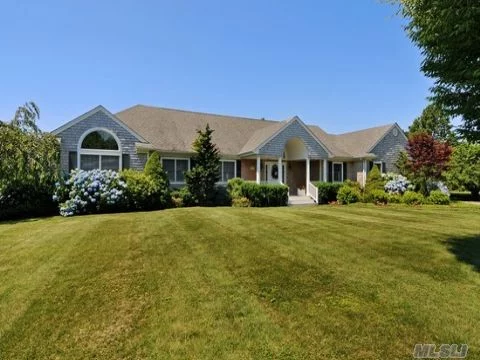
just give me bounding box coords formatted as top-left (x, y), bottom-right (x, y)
top-left (52, 105), bottom-right (407, 198)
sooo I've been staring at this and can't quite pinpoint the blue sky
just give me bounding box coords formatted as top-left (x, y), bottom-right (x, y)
top-left (0, 0), bottom-right (431, 133)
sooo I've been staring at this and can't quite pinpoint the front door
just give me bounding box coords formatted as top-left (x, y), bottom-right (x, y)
top-left (265, 162), bottom-right (286, 183)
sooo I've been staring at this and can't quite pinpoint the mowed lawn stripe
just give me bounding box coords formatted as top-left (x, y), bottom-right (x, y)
top-left (0, 205), bottom-right (479, 359)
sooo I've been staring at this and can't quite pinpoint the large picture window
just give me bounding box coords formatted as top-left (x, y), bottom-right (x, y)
top-left (78, 129), bottom-right (122, 171)
top-left (333, 162), bottom-right (343, 182)
top-left (162, 158), bottom-right (190, 183)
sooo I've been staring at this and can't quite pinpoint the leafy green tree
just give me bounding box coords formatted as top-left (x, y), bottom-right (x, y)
top-left (184, 124), bottom-right (221, 206)
top-left (446, 143), bottom-right (480, 200)
top-left (0, 102), bottom-right (60, 219)
top-left (390, 0), bottom-right (480, 142)
top-left (408, 103), bottom-right (457, 143)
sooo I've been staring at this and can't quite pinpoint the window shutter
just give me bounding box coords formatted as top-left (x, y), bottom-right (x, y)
top-left (122, 154), bottom-right (130, 169)
top-left (68, 151), bottom-right (77, 171)
top-left (328, 161), bottom-right (333, 182)
top-left (343, 163), bottom-right (347, 181)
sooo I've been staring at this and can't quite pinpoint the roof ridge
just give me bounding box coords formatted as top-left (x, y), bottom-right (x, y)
top-left (117, 104), bottom-right (279, 124)
top-left (334, 123), bottom-right (395, 137)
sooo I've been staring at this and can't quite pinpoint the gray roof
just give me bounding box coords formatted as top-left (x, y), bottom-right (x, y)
top-left (115, 104), bottom-right (395, 158)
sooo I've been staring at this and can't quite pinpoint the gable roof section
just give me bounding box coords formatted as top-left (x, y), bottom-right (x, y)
top-left (240, 116), bottom-right (332, 157)
top-left (52, 105), bottom-right (147, 142)
top-left (330, 124), bottom-right (396, 158)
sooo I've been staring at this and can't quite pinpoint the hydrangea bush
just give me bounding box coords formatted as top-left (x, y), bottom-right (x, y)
top-left (53, 169), bottom-right (127, 216)
top-left (384, 174), bottom-right (412, 195)
top-left (427, 181), bottom-right (450, 196)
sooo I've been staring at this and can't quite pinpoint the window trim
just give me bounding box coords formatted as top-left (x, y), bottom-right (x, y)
top-left (373, 161), bottom-right (383, 173)
top-left (77, 128), bottom-right (122, 170)
top-left (218, 160), bottom-right (237, 184)
top-left (332, 161), bottom-right (344, 182)
top-left (161, 157), bottom-right (191, 184)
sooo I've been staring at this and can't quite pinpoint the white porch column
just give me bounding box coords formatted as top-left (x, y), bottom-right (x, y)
top-left (323, 159), bottom-right (328, 182)
top-left (277, 157), bottom-right (283, 184)
top-left (306, 157), bottom-right (310, 196)
top-left (256, 156), bottom-right (261, 184)
top-left (362, 159), bottom-right (367, 188)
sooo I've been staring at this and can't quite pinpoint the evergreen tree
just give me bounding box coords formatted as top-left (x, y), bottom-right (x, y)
top-left (184, 124), bottom-right (221, 206)
top-left (365, 165), bottom-right (384, 193)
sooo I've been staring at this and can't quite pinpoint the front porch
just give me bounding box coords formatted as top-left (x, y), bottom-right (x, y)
top-left (237, 117), bottom-right (370, 203)
top-left (240, 157), bottom-right (328, 200)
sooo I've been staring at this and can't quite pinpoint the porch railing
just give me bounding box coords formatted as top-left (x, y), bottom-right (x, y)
top-left (307, 182), bottom-right (319, 203)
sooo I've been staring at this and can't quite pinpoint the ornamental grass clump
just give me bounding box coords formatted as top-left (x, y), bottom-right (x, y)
top-left (54, 169), bottom-right (127, 216)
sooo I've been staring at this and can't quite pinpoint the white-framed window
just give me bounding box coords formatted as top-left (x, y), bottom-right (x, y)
top-left (374, 161), bottom-right (383, 173)
top-left (77, 128), bottom-right (122, 171)
top-left (218, 160), bottom-right (236, 183)
top-left (161, 158), bottom-right (190, 183)
top-left (332, 162), bottom-right (343, 182)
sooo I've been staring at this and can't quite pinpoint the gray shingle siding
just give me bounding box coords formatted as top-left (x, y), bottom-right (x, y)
top-left (258, 119), bottom-right (329, 158)
top-left (57, 110), bottom-right (147, 173)
top-left (370, 126), bottom-right (407, 172)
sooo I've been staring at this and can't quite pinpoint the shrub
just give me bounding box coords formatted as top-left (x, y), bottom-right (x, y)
top-left (121, 169), bottom-right (170, 210)
top-left (365, 189), bottom-right (389, 205)
top-left (0, 181), bottom-right (57, 220)
top-left (54, 169), bottom-right (127, 216)
top-left (450, 191), bottom-right (474, 201)
top-left (337, 185), bottom-right (361, 204)
top-left (227, 179), bottom-right (288, 207)
top-left (426, 180), bottom-right (450, 196)
top-left (365, 165), bottom-right (384, 192)
top-left (226, 178), bottom-right (244, 199)
top-left (312, 182), bottom-right (343, 204)
top-left (384, 174), bottom-right (411, 194)
top-left (144, 152), bottom-right (170, 188)
top-left (170, 191), bottom-right (183, 208)
top-left (388, 193), bottom-right (403, 204)
top-left (213, 185), bottom-right (231, 206)
top-left (402, 191), bottom-right (425, 205)
top-left (171, 186), bottom-right (194, 208)
top-left (232, 197), bottom-right (252, 207)
top-left (427, 190), bottom-right (450, 205)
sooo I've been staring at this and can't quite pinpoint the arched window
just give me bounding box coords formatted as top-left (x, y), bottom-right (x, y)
top-left (78, 129), bottom-right (122, 171)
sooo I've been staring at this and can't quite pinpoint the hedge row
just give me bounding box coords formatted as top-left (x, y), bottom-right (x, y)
top-left (227, 178), bottom-right (288, 207)
top-left (312, 182), bottom-right (343, 204)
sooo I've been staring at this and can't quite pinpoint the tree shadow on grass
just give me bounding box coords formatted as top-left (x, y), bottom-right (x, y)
top-left (444, 235), bottom-right (480, 272)
top-left (0, 216), bottom-right (57, 226)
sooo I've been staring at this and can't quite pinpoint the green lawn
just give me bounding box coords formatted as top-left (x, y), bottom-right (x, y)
top-left (0, 205), bottom-right (479, 359)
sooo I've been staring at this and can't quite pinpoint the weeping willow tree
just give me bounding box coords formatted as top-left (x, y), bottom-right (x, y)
top-left (0, 102), bottom-right (60, 219)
